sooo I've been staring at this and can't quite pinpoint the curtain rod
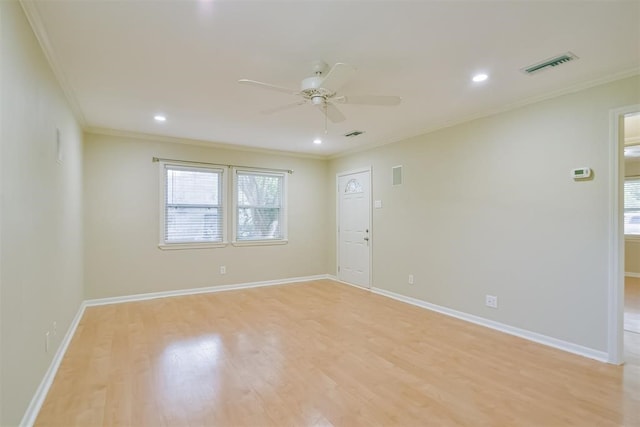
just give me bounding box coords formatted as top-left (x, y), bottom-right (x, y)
top-left (152, 157), bottom-right (293, 174)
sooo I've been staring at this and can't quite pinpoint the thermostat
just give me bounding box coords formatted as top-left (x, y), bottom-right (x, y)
top-left (571, 167), bottom-right (591, 180)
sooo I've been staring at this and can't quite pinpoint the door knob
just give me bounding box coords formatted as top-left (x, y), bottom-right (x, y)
top-left (364, 237), bottom-right (369, 241)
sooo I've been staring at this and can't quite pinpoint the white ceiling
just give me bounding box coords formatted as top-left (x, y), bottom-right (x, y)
top-left (24, 0), bottom-right (640, 157)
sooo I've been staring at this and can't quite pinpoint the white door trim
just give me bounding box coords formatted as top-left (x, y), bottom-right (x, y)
top-left (607, 104), bottom-right (640, 364)
top-left (336, 167), bottom-right (373, 289)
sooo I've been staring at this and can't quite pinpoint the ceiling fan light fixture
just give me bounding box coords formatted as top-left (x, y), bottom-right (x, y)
top-left (302, 76), bottom-right (323, 91)
top-left (239, 61), bottom-right (401, 125)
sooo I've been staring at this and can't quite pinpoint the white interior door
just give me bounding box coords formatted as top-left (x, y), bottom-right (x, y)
top-left (338, 170), bottom-right (371, 288)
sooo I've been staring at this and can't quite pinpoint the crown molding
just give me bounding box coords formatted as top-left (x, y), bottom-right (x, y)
top-left (85, 127), bottom-right (329, 160)
top-left (20, 0), bottom-right (87, 126)
top-left (329, 68), bottom-right (640, 160)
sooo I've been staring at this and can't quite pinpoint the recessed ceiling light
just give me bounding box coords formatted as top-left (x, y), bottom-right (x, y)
top-left (154, 115), bottom-right (166, 122)
top-left (472, 73), bottom-right (489, 83)
top-left (313, 138), bottom-right (322, 145)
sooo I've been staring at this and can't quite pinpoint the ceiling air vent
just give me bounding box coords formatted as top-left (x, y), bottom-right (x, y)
top-left (522, 52), bottom-right (578, 75)
top-left (344, 130), bottom-right (365, 138)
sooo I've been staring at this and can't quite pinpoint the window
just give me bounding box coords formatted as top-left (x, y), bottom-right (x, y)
top-left (625, 177), bottom-right (640, 236)
top-left (234, 169), bottom-right (287, 243)
top-left (160, 163), bottom-right (225, 248)
top-left (345, 178), bottom-right (363, 193)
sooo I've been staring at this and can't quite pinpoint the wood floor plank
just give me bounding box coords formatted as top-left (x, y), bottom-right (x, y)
top-left (626, 276), bottom-right (640, 333)
top-left (35, 279), bottom-right (640, 426)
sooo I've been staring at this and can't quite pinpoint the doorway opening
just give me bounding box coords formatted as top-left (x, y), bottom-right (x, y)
top-left (609, 105), bottom-right (640, 364)
top-left (623, 112), bottom-right (640, 363)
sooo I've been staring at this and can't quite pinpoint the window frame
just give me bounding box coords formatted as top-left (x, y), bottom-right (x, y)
top-left (231, 167), bottom-right (288, 246)
top-left (158, 161), bottom-right (228, 250)
top-left (624, 175), bottom-right (640, 241)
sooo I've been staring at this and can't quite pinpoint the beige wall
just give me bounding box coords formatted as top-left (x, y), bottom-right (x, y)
top-left (2, 0), bottom-right (638, 420)
top-left (0, 2), bottom-right (84, 425)
top-left (84, 133), bottom-right (328, 299)
top-left (329, 76), bottom-right (640, 352)
top-left (625, 158), bottom-right (640, 274)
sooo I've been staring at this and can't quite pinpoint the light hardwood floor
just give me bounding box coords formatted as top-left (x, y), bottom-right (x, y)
top-left (36, 280), bottom-right (639, 426)
top-left (625, 276), bottom-right (640, 333)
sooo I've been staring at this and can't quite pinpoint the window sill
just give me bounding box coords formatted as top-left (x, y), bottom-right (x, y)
top-left (624, 235), bottom-right (640, 242)
top-left (158, 242), bottom-right (228, 250)
top-left (231, 239), bottom-right (288, 247)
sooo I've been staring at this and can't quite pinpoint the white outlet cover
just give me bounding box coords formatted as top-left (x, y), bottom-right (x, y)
top-left (374, 200), bottom-right (383, 209)
top-left (485, 295), bottom-right (498, 308)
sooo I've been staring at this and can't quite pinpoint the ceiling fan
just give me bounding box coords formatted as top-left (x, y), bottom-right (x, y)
top-left (238, 60), bottom-right (401, 124)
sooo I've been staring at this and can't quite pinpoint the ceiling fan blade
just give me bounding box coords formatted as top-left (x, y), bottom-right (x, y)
top-left (316, 103), bottom-right (346, 123)
top-left (334, 95), bottom-right (402, 106)
top-left (261, 101), bottom-right (307, 115)
top-left (238, 79), bottom-right (298, 95)
top-left (320, 63), bottom-right (356, 93)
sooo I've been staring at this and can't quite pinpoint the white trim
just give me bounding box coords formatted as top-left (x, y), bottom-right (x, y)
top-left (84, 274), bottom-right (330, 307)
top-left (19, 302), bottom-right (87, 427)
top-left (608, 104), bottom-right (640, 365)
top-left (158, 242), bottom-right (228, 250)
top-left (625, 272), bottom-right (640, 278)
top-left (331, 276), bottom-right (370, 291)
top-left (336, 167), bottom-right (373, 289)
top-left (369, 286), bottom-right (609, 363)
top-left (19, 274), bottom-right (330, 425)
top-left (231, 167), bottom-right (288, 245)
top-left (158, 161), bottom-right (227, 248)
top-left (329, 69), bottom-right (640, 160)
top-left (231, 239), bottom-right (288, 247)
top-left (19, 1), bottom-right (87, 126)
top-left (85, 127), bottom-right (326, 160)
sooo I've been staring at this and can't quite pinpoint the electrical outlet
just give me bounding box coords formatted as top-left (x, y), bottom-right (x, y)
top-left (220, 266), bottom-right (226, 275)
top-left (485, 295), bottom-right (498, 309)
top-left (45, 332), bottom-right (50, 353)
top-left (408, 274), bottom-right (414, 285)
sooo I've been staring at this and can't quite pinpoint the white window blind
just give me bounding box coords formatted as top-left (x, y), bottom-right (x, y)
top-left (624, 177), bottom-right (640, 236)
top-left (164, 164), bottom-right (224, 244)
top-left (235, 170), bottom-right (285, 241)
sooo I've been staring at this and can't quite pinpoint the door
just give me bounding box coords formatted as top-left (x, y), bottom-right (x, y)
top-left (338, 170), bottom-right (371, 288)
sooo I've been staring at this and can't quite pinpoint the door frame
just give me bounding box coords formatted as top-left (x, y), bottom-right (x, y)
top-left (336, 167), bottom-right (373, 289)
top-left (608, 104), bottom-right (640, 364)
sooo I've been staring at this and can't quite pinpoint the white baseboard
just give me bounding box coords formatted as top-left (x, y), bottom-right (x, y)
top-left (369, 286), bottom-right (609, 363)
top-left (326, 276), bottom-right (372, 291)
top-left (625, 272), bottom-right (640, 278)
top-left (84, 274), bottom-right (330, 307)
top-left (19, 274), bottom-right (329, 426)
top-left (20, 302), bottom-right (87, 427)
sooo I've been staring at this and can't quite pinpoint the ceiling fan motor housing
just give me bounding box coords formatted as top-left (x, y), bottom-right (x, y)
top-left (301, 76), bottom-right (335, 104)
top-left (301, 76), bottom-right (322, 91)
